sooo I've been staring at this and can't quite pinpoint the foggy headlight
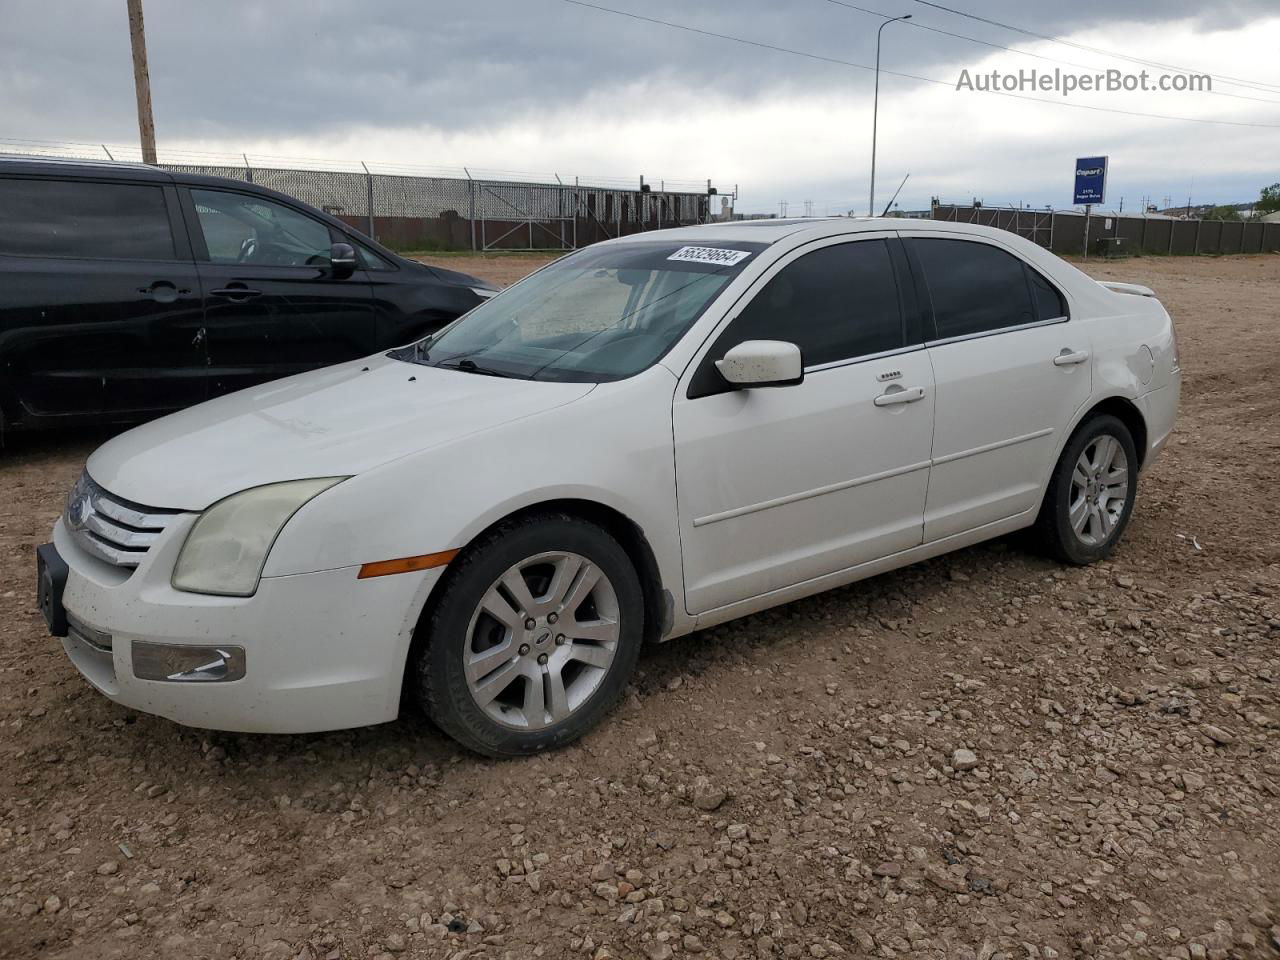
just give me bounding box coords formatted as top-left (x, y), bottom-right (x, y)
top-left (172, 478), bottom-right (348, 597)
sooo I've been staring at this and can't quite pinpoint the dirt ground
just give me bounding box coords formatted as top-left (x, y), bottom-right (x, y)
top-left (2, 252), bottom-right (1278, 960)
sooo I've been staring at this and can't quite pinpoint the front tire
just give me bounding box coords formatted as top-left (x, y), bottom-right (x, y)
top-left (415, 513), bottom-right (644, 758)
top-left (1036, 413), bottom-right (1138, 565)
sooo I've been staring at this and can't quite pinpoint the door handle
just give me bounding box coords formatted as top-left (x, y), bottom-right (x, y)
top-left (874, 386), bottom-right (926, 407)
top-left (137, 282), bottom-right (191, 303)
top-left (210, 286), bottom-right (263, 302)
top-left (1053, 349), bottom-right (1089, 366)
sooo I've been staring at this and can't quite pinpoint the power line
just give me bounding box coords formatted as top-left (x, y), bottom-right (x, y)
top-left (907, 0), bottom-right (1280, 96)
top-left (824, 0), bottom-right (1280, 106)
top-left (557, 0), bottom-right (1280, 129)
top-left (559, 0), bottom-right (935, 81)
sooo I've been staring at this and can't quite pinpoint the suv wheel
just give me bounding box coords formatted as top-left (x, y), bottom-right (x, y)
top-left (415, 513), bottom-right (644, 757)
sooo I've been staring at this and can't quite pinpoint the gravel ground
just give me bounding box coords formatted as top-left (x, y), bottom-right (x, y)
top-left (1, 253), bottom-right (1278, 960)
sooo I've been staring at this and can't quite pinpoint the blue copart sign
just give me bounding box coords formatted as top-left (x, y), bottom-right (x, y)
top-left (1074, 156), bottom-right (1108, 205)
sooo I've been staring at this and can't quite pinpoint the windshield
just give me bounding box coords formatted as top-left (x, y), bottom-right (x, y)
top-left (394, 239), bottom-right (766, 382)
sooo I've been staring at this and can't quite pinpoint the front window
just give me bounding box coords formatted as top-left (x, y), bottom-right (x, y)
top-left (190, 188), bottom-right (334, 267)
top-left (395, 240), bottom-right (766, 382)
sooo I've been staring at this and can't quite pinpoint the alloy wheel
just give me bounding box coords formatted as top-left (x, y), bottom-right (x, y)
top-left (462, 551), bottom-right (620, 730)
top-left (1068, 433), bottom-right (1130, 546)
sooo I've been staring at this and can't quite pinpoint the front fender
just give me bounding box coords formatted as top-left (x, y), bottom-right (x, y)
top-left (261, 367), bottom-right (686, 622)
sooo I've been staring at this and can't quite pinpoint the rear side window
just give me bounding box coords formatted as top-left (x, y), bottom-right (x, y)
top-left (719, 240), bottom-right (903, 367)
top-left (0, 177), bottom-right (175, 260)
top-left (913, 238), bottom-right (1037, 340)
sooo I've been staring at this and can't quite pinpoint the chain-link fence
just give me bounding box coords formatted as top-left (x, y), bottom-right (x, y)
top-left (2, 140), bottom-right (720, 252)
top-left (159, 163), bottom-right (713, 252)
top-left (930, 200), bottom-right (1280, 257)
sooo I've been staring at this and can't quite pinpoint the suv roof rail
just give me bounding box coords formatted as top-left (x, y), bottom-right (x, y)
top-left (0, 153), bottom-right (160, 171)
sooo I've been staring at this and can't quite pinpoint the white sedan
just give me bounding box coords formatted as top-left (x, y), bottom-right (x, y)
top-left (38, 218), bottom-right (1180, 756)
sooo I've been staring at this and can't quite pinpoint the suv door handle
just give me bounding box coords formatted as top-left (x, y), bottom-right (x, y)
top-left (210, 285), bottom-right (263, 302)
top-left (1053, 349), bottom-right (1089, 366)
top-left (137, 282), bottom-right (191, 303)
top-left (874, 386), bottom-right (926, 407)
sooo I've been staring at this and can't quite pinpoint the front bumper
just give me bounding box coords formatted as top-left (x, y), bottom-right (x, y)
top-left (50, 516), bottom-right (442, 734)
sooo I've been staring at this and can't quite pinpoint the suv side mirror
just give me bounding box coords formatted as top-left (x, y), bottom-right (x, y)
top-left (330, 242), bottom-right (357, 279)
top-left (715, 340), bottom-right (804, 388)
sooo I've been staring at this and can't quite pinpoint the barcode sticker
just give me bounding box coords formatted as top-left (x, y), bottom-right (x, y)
top-left (667, 246), bottom-right (753, 266)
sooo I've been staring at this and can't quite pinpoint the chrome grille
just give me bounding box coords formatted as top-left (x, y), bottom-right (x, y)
top-left (65, 472), bottom-right (179, 568)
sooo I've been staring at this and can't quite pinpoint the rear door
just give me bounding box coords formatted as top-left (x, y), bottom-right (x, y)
top-left (905, 234), bottom-right (1090, 541)
top-left (672, 235), bottom-right (934, 614)
top-left (0, 174), bottom-right (206, 421)
top-left (181, 186), bottom-right (376, 397)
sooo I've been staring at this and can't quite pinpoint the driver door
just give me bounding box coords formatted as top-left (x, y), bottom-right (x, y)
top-left (181, 186), bottom-right (375, 397)
top-left (672, 235), bottom-right (935, 615)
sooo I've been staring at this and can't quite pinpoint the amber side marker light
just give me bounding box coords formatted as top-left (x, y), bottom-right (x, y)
top-left (357, 549), bottom-right (459, 579)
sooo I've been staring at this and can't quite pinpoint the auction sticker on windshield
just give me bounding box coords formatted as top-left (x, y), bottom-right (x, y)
top-left (667, 246), bottom-right (754, 266)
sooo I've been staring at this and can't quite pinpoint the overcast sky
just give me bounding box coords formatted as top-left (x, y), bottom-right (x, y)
top-left (4, 0), bottom-right (1279, 214)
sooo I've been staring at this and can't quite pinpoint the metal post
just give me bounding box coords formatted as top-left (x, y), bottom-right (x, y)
top-left (555, 174), bottom-right (565, 250)
top-left (870, 14), bottom-right (911, 217)
top-left (573, 177), bottom-right (579, 250)
top-left (1083, 204), bottom-right (1091, 260)
top-left (1194, 218), bottom-right (1201, 255)
top-left (361, 161), bottom-right (374, 239)
top-left (465, 167), bottom-right (476, 252)
top-left (244, 153), bottom-right (253, 184)
top-left (1049, 211), bottom-right (1055, 252)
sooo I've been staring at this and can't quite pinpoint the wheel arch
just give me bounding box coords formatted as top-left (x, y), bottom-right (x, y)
top-left (1074, 395), bottom-right (1149, 470)
top-left (1036, 393), bottom-right (1148, 527)
top-left (400, 497), bottom-right (671, 708)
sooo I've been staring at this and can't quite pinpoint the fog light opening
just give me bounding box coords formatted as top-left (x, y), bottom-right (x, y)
top-left (132, 641), bottom-right (246, 683)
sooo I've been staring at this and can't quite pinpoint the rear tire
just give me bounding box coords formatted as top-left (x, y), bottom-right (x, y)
top-left (1035, 413), bottom-right (1138, 565)
top-left (415, 513), bottom-right (644, 758)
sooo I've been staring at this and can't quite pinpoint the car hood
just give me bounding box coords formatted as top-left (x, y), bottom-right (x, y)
top-left (87, 356), bottom-right (595, 511)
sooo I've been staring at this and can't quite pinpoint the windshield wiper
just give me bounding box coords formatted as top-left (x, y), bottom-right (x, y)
top-left (436, 357), bottom-right (523, 379)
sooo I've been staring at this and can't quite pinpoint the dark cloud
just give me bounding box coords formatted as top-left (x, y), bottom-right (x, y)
top-left (3, 0), bottom-right (1276, 211)
top-left (4, 0), bottom-right (1277, 142)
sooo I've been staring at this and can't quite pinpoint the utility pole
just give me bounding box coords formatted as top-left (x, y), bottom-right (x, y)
top-left (126, 0), bottom-right (158, 164)
top-left (869, 13), bottom-right (911, 217)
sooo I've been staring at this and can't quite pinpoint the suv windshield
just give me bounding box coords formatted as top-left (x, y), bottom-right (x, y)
top-left (394, 240), bottom-right (766, 382)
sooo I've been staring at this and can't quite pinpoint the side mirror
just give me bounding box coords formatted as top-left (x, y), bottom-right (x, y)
top-left (714, 340), bottom-right (804, 388)
top-left (330, 242), bottom-right (357, 279)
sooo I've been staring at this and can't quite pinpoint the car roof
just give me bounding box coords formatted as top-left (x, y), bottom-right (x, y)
top-left (0, 154), bottom-right (299, 197)
top-left (0, 153), bottom-right (174, 182)
top-left (599, 216), bottom-right (1031, 247)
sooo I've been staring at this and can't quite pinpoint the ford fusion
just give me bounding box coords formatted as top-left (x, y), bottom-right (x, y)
top-left (38, 218), bottom-right (1180, 757)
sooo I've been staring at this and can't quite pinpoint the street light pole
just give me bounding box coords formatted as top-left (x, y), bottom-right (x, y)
top-left (869, 13), bottom-right (911, 217)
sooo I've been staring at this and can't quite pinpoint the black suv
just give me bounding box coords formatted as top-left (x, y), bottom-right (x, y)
top-left (0, 155), bottom-right (495, 436)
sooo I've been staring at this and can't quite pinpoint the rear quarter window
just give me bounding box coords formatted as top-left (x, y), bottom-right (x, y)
top-left (1027, 265), bottom-right (1069, 321)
